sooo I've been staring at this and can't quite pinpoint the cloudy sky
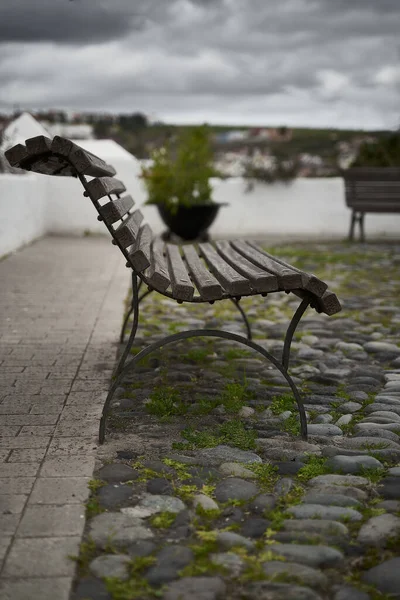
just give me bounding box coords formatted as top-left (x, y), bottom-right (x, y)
top-left (0, 0), bottom-right (399, 129)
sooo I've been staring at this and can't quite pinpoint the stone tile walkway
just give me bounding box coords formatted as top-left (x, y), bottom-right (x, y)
top-left (0, 236), bottom-right (128, 600)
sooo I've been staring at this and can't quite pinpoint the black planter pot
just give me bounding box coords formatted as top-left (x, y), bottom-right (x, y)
top-left (157, 203), bottom-right (225, 241)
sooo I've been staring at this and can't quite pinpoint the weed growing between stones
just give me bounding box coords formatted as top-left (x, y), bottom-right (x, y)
top-left (150, 511), bottom-right (177, 529)
top-left (174, 420), bottom-right (257, 451)
top-left (70, 537), bottom-right (98, 576)
top-left (104, 556), bottom-right (157, 600)
top-left (85, 479), bottom-right (107, 518)
top-left (145, 386), bottom-right (186, 419)
top-left (296, 455), bottom-right (329, 482)
top-left (246, 463), bottom-right (279, 491)
top-left (359, 466), bottom-right (388, 484)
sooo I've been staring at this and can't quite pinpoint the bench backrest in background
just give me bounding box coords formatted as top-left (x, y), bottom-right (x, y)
top-left (344, 167), bottom-right (400, 213)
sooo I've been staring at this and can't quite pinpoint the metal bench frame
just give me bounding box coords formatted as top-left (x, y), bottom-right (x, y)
top-left (6, 135), bottom-right (342, 444)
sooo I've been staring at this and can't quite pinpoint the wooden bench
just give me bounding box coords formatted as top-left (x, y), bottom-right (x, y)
top-left (6, 135), bottom-right (341, 443)
top-left (343, 167), bottom-right (400, 241)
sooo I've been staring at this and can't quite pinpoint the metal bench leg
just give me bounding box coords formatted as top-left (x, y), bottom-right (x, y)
top-left (99, 329), bottom-right (308, 444)
top-left (282, 298), bottom-right (310, 370)
top-left (120, 281), bottom-right (153, 344)
top-left (359, 213), bottom-right (365, 243)
top-left (230, 298), bottom-right (252, 340)
top-left (114, 273), bottom-right (140, 378)
top-left (349, 211), bottom-right (356, 241)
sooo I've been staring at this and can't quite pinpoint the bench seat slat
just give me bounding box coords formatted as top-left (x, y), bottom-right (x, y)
top-left (199, 243), bottom-right (251, 295)
top-left (215, 241), bottom-right (278, 293)
top-left (128, 224), bottom-right (152, 272)
top-left (147, 240), bottom-right (170, 292)
top-left (247, 242), bottom-right (328, 298)
top-left (349, 204), bottom-right (400, 212)
top-left (114, 210), bottom-right (144, 248)
top-left (182, 245), bottom-right (223, 301)
top-left (166, 245), bottom-right (195, 301)
top-left (86, 177), bottom-right (126, 201)
top-left (231, 241), bottom-right (303, 291)
top-left (98, 195), bottom-right (135, 225)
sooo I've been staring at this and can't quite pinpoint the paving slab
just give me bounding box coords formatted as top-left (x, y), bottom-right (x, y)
top-left (0, 237), bottom-right (127, 593)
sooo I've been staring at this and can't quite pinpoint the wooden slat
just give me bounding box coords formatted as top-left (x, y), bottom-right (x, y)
top-left (215, 241), bottom-right (278, 293)
top-left (51, 136), bottom-right (116, 177)
top-left (24, 136), bottom-right (72, 176)
top-left (51, 136), bottom-right (77, 157)
top-left (199, 243), bottom-right (251, 295)
top-left (344, 168), bottom-right (400, 181)
top-left (182, 245), bottom-right (223, 301)
top-left (166, 245), bottom-right (195, 301)
top-left (128, 224), bottom-right (152, 272)
top-left (4, 144), bottom-right (28, 167)
top-left (349, 204), bottom-right (400, 213)
top-left (25, 135), bottom-right (52, 156)
top-left (114, 210), bottom-right (144, 248)
top-left (231, 241), bottom-right (303, 291)
top-left (70, 148), bottom-right (116, 177)
top-left (6, 136), bottom-right (69, 176)
top-left (147, 239), bottom-right (170, 292)
top-left (247, 242), bottom-right (328, 298)
top-left (85, 177), bottom-right (126, 201)
top-left (98, 195), bottom-right (135, 225)
top-left (317, 291), bottom-right (342, 316)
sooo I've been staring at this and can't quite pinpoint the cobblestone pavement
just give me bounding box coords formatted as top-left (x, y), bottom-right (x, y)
top-left (72, 242), bottom-right (400, 600)
top-left (0, 237), bottom-right (128, 600)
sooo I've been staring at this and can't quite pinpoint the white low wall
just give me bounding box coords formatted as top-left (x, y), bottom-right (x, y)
top-left (1, 173), bottom-right (400, 257)
top-left (210, 178), bottom-right (400, 240)
top-left (0, 174), bottom-right (48, 257)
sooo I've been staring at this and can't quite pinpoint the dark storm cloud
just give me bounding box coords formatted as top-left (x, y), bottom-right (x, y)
top-left (0, 0), bottom-right (399, 128)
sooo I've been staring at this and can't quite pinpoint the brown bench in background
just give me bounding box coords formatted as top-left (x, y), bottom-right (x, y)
top-left (6, 136), bottom-right (341, 444)
top-left (343, 167), bottom-right (400, 241)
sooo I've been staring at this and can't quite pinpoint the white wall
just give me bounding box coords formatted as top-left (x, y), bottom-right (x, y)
top-left (0, 174), bottom-right (48, 257)
top-left (1, 173), bottom-right (400, 257)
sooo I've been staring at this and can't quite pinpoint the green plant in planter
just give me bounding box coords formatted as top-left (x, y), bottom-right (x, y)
top-left (141, 125), bottom-right (218, 213)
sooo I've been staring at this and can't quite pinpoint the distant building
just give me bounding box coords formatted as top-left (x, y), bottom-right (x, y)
top-left (43, 123), bottom-right (94, 140)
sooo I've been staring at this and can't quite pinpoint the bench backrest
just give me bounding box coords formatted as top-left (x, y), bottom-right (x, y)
top-left (343, 167), bottom-right (400, 212)
top-left (5, 135), bottom-right (155, 276)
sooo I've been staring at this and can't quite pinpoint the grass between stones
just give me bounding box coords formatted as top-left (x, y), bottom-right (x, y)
top-left (144, 380), bottom-right (254, 421)
top-left (98, 243), bottom-right (400, 599)
top-left (173, 420), bottom-right (258, 451)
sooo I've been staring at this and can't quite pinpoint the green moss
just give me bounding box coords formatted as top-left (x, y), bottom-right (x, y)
top-left (184, 347), bottom-right (211, 363)
top-left (270, 394), bottom-right (296, 415)
top-left (296, 455), bottom-right (329, 482)
top-left (174, 420), bottom-right (257, 451)
top-left (145, 386), bottom-right (187, 419)
top-left (88, 479), bottom-right (106, 493)
top-left (85, 496), bottom-right (104, 519)
top-left (219, 381), bottom-right (253, 414)
top-left (69, 537), bottom-right (97, 576)
top-left (282, 414), bottom-right (301, 436)
top-left (149, 511), bottom-right (177, 529)
top-left (162, 458), bottom-right (191, 480)
top-left (359, 466), bottom-right (387, 484)
top-left (246, 463), bottom-right (279, 491)
top-left (174, 484), bottom-right (198, 502)
top-left (103, 556), bottom-right (158, 600)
